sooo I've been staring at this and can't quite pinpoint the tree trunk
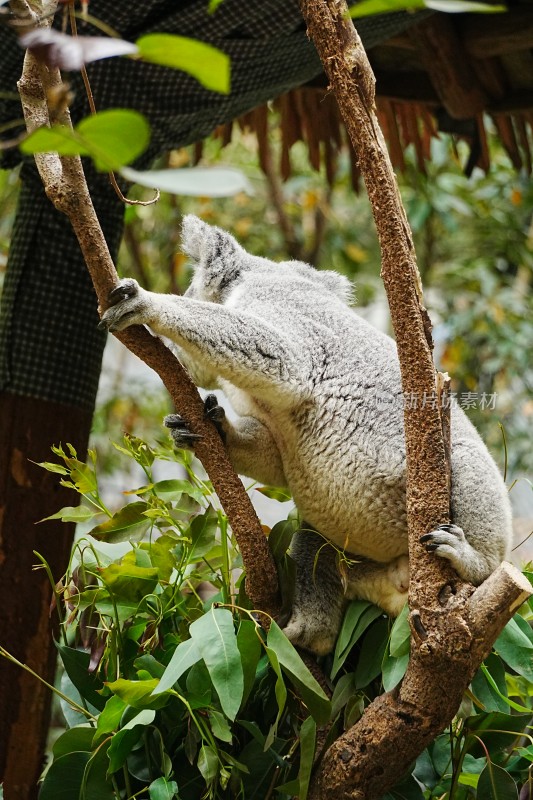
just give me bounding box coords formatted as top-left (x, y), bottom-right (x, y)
top-left (0, 393), bottom-right (92, 798)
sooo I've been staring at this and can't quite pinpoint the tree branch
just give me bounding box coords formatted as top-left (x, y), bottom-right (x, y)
top-left (298, 1), bottom-right (531, 797)
top-left (13, 3), bottom-right (281, 619)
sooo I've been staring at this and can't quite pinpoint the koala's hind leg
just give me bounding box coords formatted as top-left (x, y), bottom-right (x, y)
top-left (282, 526), bottom-right (346, 656)
top-left (343, 554), bottom-right (409, 617)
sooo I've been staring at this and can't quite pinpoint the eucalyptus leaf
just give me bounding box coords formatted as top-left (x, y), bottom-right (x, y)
top-left (477, 762), bottom-right (519, 800)
top-left (136, 34), bottom-right (230, 94)
top-left (267, 621), bottom-right (331, 725)
top-left (40, 505), bottom-right (97, 523)
top-left (39, 752), bottom-right (90, 800)
top-left (189, 607), bottom-right (244, 721)
top-left (149, 777), bottom-right (180, 800)
top-left (152, 638), bottom-right (201, 694)
top-left (21, 109), bottom-right (150, 171)
top-left (90, 501), bottom-right (151, 543)
top-left (298, 716), bottom-right (316, 800)
top-left (121, 166), bottom-right (253, 197)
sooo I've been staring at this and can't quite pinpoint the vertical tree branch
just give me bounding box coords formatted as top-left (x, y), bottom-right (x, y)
top-left (298, 2), bottom-right (531, 798)
top-left (13, 4), bottom-right (280, 618)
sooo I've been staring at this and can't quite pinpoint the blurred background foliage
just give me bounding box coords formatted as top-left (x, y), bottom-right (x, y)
top-left (1, 116), bottom-right (531, 480)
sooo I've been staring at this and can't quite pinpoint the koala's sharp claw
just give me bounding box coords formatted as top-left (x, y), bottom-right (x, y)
top-left (203, 394), bottom-right (226, 442)
top-left (107, 278), bottom-right (139, 307)
top-left (164, 414), bottom-right (202, 450)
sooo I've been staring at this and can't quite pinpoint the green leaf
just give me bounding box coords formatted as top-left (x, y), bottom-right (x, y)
top-left (93, 695), bottom-right (127, 745)
top-left (189, 607), bottom-right (244, 721)
top-left (332, 602), bottom-right (382, 678)
top-left (82, 744), bottom-right (115, 800)
top-left (99, 557), bottom-right (159, 602)
top-left (267, 621), bottom-right (331, 725)
top-left (90, 501), bottom-right (152, 543)
top-left (236, 619), bottom-right (262, 707)
top-left (76, 110), bottom-right (149, 172)
top-left (495, 617), bottom-right (533, 681)
top-left (389, 604), bottom-right (410, 657)
top-left (330, 672), bottom-right (356, 719)
top-left (354, 618), bottom-right (389, 689)
top-left (476, 762), bottom-right (519, 800)
top-left (152, 638), bottom-right (201, 694)
top-left (106, 678), bottom-right (168, 710)
top-left (107, 710), bottom-right (156, 773)
top-left (197, 744), bottom-right (219, 783)
top-left (21, 110), bottom-right (150, 171)
top-left (56, 643), bottom-right (106, 711)
top-left (188, 510), bottom-right (219, 561)
top-left (465, 712), bottom-right (532, 758)
top-left (39, 752), bottom-right (90, 800)
top-left (140, 535), bottom-right (178, 582)
top-left (349, 0), bottom-right (424, 17)
top-left (209, 709), bottom-right (233, 743)
top-left (121, 166), bottom-right (253, 198)
top-left (471, 654), bottom-right (509, 713)
top-left (268, 518), bottom-right (298, 561)
top-left (40, 505), bottom-right (97, 523)
top-left (35, 460), bottom-right (69, 475)
top-left (263, 645), bottom-right (286, 748)
top-left (20, 125), bottom-right (90, 158)
top-left (136, 34), bottom-right (230, 94)
top-left (298, 716), bottom-right (316, 800)
top-left (52, 726), bottom-right (94, 758)
top-left (149, 777), bottom-right (180, 800)
top-left (381, 652), bottom-right (409, 692)
top-left (256, 486), bottom-right (293, 502)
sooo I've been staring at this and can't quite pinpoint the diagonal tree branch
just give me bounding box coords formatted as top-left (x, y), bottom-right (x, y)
top-left (12, 0), bottom-right (281, 619)
top-left (298, 2), bottom-right (531, 798)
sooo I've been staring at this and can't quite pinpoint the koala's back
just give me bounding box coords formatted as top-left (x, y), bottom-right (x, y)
top-left (222, 271), bottom-right (511, 566)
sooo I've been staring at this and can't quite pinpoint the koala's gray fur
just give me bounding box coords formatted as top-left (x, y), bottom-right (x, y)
top-left (100, 215), bottom-right (512, 655)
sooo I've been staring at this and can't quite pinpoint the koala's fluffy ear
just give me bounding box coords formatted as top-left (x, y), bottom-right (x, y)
top-left (181, 215), bottom-right (239, 262)
top-left (181, 215), bottom-right (244, 299)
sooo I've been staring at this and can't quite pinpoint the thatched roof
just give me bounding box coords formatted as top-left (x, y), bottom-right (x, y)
top-left (206, 7), bottom-right (533, 183)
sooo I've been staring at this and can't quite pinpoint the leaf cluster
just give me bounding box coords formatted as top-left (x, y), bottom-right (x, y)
top-left (30, 438), bottom-right (533, 799)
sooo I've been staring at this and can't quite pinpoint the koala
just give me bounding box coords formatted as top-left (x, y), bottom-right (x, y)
top-left (99, 215), bottom-right (512, 655)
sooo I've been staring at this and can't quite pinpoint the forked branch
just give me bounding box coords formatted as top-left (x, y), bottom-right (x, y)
top-left (298, 1), bottom-right (531, 797)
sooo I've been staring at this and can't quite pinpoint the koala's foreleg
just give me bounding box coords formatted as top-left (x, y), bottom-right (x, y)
top-left (99, 279), bottom-right (306, 402)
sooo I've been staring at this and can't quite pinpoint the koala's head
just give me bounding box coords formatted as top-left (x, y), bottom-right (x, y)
top-left (181, 215), bottom-right (353, 307)
top-left (181, 215), bottom-right (248, 304)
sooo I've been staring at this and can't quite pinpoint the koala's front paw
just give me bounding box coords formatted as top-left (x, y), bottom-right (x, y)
top-left (282, 613), bottom-right (337, 657)
top-left (203, 394), bottom-right (227, 443)
top-left (420, 523), bottom-right (467, 569)
top-left (98, 279), bottom-right (145, 332)
top-left (164, 395), bottom-right (227, 451)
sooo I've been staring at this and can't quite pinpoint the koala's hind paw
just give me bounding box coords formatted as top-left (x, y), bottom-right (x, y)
top-left (164, 414), bottom-right (202, 450)
top-left (98, 278), bottom-right (143, 332)
top-left (420, 523), bottom-right (467, 566)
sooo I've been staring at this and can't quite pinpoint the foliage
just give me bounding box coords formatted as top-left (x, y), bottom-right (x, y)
top-left (14, 438), bottom-right (532, 800)
top-left (401, 139), bottom-right (533, 473)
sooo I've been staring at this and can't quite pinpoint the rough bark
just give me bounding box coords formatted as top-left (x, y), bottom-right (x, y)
top-left (12, 6), bottom-right (280, 621)
top-left (298, 2), bottom-right (532, 798)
